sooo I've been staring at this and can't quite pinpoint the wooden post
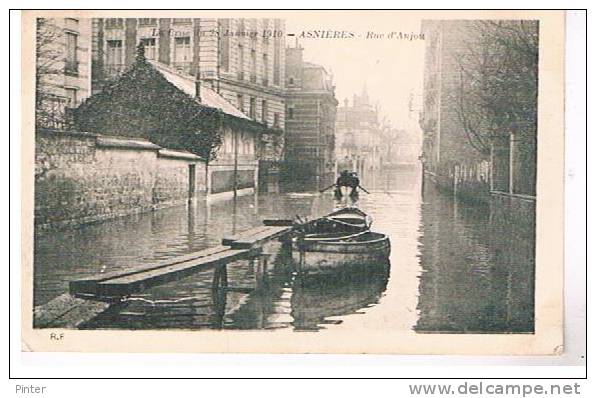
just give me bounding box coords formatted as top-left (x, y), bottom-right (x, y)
top-left (233, 128), bottom-right (239, 199)
top-left (509, 133), bottom-right (515, 195)
top-left (453, 164), bottom-right (459, 198)
top-left (212, 264), bottom-right (228, 292)
top-left (211, 264), bottom-right (228, 329)
top-left (489, 142), bottom-right (494, 192)
top-left (253, 254), bottom-right (270, 290)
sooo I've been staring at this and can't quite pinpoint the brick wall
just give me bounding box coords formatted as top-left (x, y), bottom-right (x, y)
top-left (35, 130), bottom-right (205, 230)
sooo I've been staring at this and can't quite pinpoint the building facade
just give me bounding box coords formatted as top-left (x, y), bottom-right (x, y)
top-left (420, 20), bottom-right (537, 203)
top-left (35, 18), bottom-right (92, 129)
top-left (420, 21), bottom-right (488, 180)
top-left (284, 45), bottom-right (338, 189)
top-left (90, 17), bottom-right (286, 189)
top-left (150, 61), bottom-right (261, 198)
top-left (335, 88), bottom-right (382, 179)
top-left (76, 50), bottom-right (264, 199)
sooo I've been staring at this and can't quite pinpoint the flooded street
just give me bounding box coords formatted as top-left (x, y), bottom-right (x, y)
top-left (34, 165), bottom-right (534, 333)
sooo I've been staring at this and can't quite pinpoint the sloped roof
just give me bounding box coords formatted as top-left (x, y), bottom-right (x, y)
top-left (302, 61), bottom-right (325, 70)
top-left (149, 60), bottom-right (250, 120)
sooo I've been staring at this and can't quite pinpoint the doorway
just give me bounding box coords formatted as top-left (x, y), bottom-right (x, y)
top-left (188, 164), bottom-right (196, 201)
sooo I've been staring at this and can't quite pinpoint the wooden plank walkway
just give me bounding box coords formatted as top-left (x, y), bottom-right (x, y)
top-left (222, 225), bottom-right (293, 249)
top-left (69, 245), bottom-right (235, 296)
top-left (97, 248), bottom-right (251, 297)
top-left (34, 294), bottom-right (111, 329)
top-left (69, 224), bottom-right (294, 299)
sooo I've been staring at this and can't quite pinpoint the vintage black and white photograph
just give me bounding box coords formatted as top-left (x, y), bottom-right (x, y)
top-left (22, 10), bottom-right (566, 354)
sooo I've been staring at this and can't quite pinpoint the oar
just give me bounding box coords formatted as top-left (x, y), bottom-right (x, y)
top-left (358, 185), bottom-right (371, 194)
top-left (319, 183), bottom-right (337, 193)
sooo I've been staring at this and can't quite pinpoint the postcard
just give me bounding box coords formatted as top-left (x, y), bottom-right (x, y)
top-left (21, 10), bottom-right (565, 354)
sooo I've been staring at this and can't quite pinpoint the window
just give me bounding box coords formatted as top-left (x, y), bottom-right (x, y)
top-left (250, 50), bottom-right (257, 82)
top-left (262, 54), bottom-right (269, 85)
top-left (289, 76), bottom-right (294, 85)
top-left (219, 19), bottom-right (230, 71)
top-left (261, 100), bottom-right (268, 123)
top-left (65, 32), bottom-right (78, 74)
top-left (65, 88), bottom-right (77, 108)
top-left (138, 18), bottom-right (157, 26)
top-left (262, 19), bottom-right (270, 42)
top-left (65, 18), bottom-right (79, 31)
top-left (273, 19), bottom-right (281, 85)
top-left (225, 131), bottom-right (233, 154)
top-left (250, 19), bottom-right (258, 41)
top-left (105, 18), bottom-right (123, 29)
top-left (249, 97), bottom-right (256, 119)
top-left (273, 112), bottom-right (280, 128)
top-left (139, 38), bottom-right (156, 60)
top-left (173, 18), bottom-right (192, 24)
top-left (287, 106), bottom-right (294, 119)
top-left (105, 40), bottom-right (124, 77)
top-left (237, 94), bottom-right (244, 112)
top-left (173, 37), bottom-right (191, 72)
top-left (242, 134), bottom-right (248, 155)
top-left (106, 40), bottom-right (123, 63)
top-left (106, 39), bottom-right (123, 69)
top-left (237, 45), bottom-right (244, 80)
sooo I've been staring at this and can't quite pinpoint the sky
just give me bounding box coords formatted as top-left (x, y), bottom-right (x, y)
top-left (285, 13), bottom-right (426, 136)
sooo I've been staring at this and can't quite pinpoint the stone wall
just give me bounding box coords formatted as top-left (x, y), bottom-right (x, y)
top-left (35, 130), bottom-right (205, 230)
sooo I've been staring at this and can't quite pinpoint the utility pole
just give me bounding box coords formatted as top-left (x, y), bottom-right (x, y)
top-left (233, 129), bottom-right (239, 199)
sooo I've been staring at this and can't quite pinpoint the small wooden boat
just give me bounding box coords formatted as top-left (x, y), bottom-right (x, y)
top-left (294, 207), bottom-right (371, 236)
top-left (292, 230), bottom-right (391, 273)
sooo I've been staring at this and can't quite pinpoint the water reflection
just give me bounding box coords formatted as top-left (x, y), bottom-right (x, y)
top-left (415, 182), bottom-right (535, 333)
top-left (82, 243), bottom-right (390, 331)
top-left (290, 263), bottom-right (390, 331)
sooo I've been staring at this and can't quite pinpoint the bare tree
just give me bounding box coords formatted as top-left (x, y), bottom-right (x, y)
top-left (453, 20), bottom-right (539, 155)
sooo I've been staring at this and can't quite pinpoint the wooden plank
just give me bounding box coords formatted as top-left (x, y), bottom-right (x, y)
top-left (222, 226), bottom-right (271, 246)
top-left (69, 246), bottom-right (233, 297)
top-left (230, 226), bottom-right (292, 249)
top-left (33, 294), bottom-right (111, 328)
top-left (97, 248), bottom-right (254, 297)
top-left (263, 219), bottom-right (294, 227)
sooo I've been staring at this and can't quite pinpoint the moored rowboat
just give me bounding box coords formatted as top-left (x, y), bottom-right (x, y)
top-left (292, 230), bottom-right (391, 273)
top-left (294, 207), bottom-right (371, 236)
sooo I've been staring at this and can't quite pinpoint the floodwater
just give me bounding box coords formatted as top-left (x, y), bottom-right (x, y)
top-left (33, 165), bottom-right (535, 333)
